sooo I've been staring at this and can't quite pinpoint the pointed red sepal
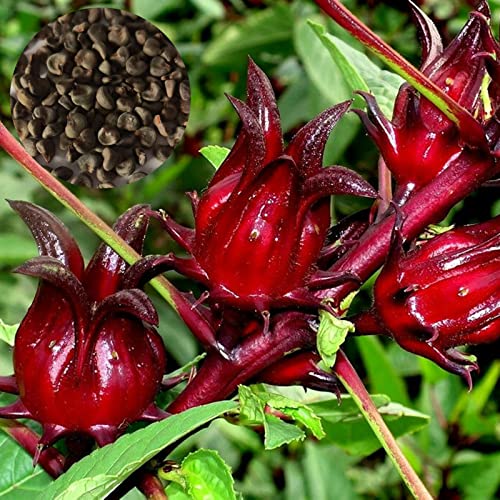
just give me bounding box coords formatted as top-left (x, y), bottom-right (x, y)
top-left (139, 404), bottom-right (170, 422)
top-left (210, 130), bottom-right (248, 185)
top-left (286, 101), bottom-right (352, 176)
top-left (88, 425), bottom-right (121, 447)
top-left (8, 200), bottom-right (84, 278)
top-left (246, 57), bottom-right (283, 161)
top-left (14, 256), bottom-right (90, 323)
top-left (300, 166), bottom-right (377, 210)
top-left (148, 209), bottom-right (195, 252)
top-left (83, 204), bottom-right (151, 300)
top-left (226, 95), bottom-right (266, 187)
top-left (409, 0), bottom-right (443, 70)
top-left (0, 399), bottom-right (32, 419)
top-left (0, 375), bottom-right (18, 394)
top-left (122, 254), bottom-right (209, 290)
top-left (308, 270), bottom-right (361, 289)
top-left (350, 310), bottom-right (387, 336)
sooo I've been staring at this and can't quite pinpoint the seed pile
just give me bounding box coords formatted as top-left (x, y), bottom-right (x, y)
top-left (10, 8), bottom-right (190, 188)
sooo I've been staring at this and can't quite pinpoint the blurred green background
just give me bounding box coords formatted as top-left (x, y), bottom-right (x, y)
top-left (0, 1), bottom-right (498, 498)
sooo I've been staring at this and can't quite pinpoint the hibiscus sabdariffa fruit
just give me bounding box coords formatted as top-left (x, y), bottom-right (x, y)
top-left (0, 202), bottom-right (167, 452)
top-left (150, 59), bottom-right (376, 316)
top-left (355, 217), bottom-right (500, 387)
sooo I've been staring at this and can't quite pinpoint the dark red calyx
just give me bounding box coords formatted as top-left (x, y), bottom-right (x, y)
top-left (0, 202), bottom-right (168, 449)
top-left (155, 58), bottom-right (376, 314)
top-left (367, 216), bottom-right (500, 387)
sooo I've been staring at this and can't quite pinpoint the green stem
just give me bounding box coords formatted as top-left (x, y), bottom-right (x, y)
top-left (335, 350), bottom-right (432, 500)
top-left (0, 121), bottom-right (177, 309)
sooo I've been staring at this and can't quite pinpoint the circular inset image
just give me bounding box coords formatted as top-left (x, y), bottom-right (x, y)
top-left (10, 8), bottom-right (190, 188)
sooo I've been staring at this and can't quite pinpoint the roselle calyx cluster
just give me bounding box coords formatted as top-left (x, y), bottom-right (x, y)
top-left (0, 202), bottom-right (167, 452)
top-left (356, 0), bottom-right (499, 201)
top-left (147, 59), bottom-right (376, 317)
top-left (355, 217), bottom-right (500, 387)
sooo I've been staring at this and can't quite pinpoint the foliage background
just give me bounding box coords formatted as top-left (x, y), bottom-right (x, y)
top-left (0, 0), bottom-right (498, 498)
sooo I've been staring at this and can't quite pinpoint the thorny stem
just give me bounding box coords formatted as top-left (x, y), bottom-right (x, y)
top-left (334, 351), bottom-right (433, 500)
top-left (0, 419), bottom-right (65, 478)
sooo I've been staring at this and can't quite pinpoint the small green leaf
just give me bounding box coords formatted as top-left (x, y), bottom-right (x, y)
top-left (37, 401), bottom-right (236, 500)
top-left (190, 0), bottom-right (224, 19)
top-left (0, 318), bottom-right (18, 346)
top-left (199, 145), bottom-right (231, 170)
top-left (181, 449), bottom-right (236, 500)
top-left (317, 310), bottom-right (354, 370)
top-left (264, 414), bottom-right (305, 450)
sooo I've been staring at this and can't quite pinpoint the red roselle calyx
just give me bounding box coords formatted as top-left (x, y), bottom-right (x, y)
top-left (0, 202), bottom-right (167, 452)
top-left (355, 217), bottom-right (500, 387)
top-left (355, 1), bottom-right (498, 200)
top-left (146, 58), bottom-right (376, 316)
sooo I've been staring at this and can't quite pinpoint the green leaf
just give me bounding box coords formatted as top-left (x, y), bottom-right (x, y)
top-left (199, 145), bottom-right (231, 170)
top-left (309, 21), bottom-right (404, 117)
top-left (0, 234), bottom-right (36, 266)
top-left (0, 432), bottom-right (53, 498)
top-left (238, 384), bottom-right (325, 449)
top-left (190, 0), bottom-right (224, 19)
top-left (203, 5), bottom-right (294, 68)
top-left (0, 318), bottom-right (17, 346)
top-left (355, 336), bottom-right (410, 407)
top-left (38, 401), bottom-right (236, 500)
top-left (317, 310), bottom-right (354, 370)
top-left (264, 414), bottom-right (305, 450)
top-left (181, 449), bottom-right (236, 500)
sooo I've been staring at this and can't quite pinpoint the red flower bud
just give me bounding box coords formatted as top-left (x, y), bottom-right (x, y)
top-left (146, 59), bottom-right (376, 315)
top-left (356, 1), bottom-right (496, 199)
top-left (358, 217), bottom-right (500, 387)
top-left (0, 202), bottom-right (167, 450)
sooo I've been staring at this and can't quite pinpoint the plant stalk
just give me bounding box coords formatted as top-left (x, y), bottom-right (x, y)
top-left (335, 350), bottom-right (433, 500)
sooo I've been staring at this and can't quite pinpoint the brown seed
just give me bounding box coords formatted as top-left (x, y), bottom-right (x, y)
top-left (75, 173), bottom-right (94, 187)
top-left (36, 139), bottom-right (55, 162)
top-left (98, 126), bottom-right (120, 146)
top-left (98, 182), bottom-right (115, 189)
top-left (75, 49), bottom-right (98, 70)
top-left (74, 128), bottom-right (96, 153)
top-left (93, 41), bottom-right (108, 60)
top-left (16, 89), bottom-right (37, 109)
top-left (66, 146), bottom-right (79, 162)
top-left (25, 76), bottom-right (51, 97)
top-left (126, 55), bottom-right (148, 76)
top-left (15, 120), bottom-right (29, 140)
top-left (143, 37), bottom-right (161, 57)
top-left (23, 138), bottom-right (38, 156)
top-left (47, 52), bottom-right (70, 76)
top-left (116, 97), bottom-right (134, 112)
top-left (154, 145), bottom-right (172, 161)
top-left (162, 104), bottom-right (178, 121)
top-left (116, 158), bottom-right (134, 176)
top-left (54, 166), bottom-right (73, 180)
top-left (28, 119), bottom-right (44, 137)
top-left (63, 32), bottom-right (79, 53)
top-left (161, 44), bottom-right (177, 62)
top-left (164, 79), bottom-right (176, 99)
top-left (126, 77), bottom-right (146, 92)
top-left (96, 86), bottom-right (115, 110)
top-left (32, 106), bottom-right (54, 124)
top-left (102, 147), bottom-right (122, 170)
top-left (58, 95), bottom-right (73, 110)
top-left (110, 46), bottom-right (129, 67)
top-left (69, 84), bottom-right (96, 110)
top-left (73, 21), bottom-right (89, 34)
top-left (77, 153), bottom-right (102, 173)
top-left (72, 66), bottom-right (93, 82)
top-left (136, 127), bottom-right (156, 148)
top-left (150, 56), bottom-right (170, 77)
top-left (142, 81), bottom-right (162, 102)
top-left (180, 99), bottom-right (190, 114)
top-left (135, 148), bottom-right (147, 166)
top-left (117, 134), bottom-right (136, 147)
top-left (129, 171), bottom-right (146, 182)
top-left (59, 134), bottom-right (72, 151)
top-left (153, 114), bottom-right (169, 137)
top-left (117, 112), bottom-right (140, 131)
top-left (96, 166), bottom-right (115, 183)
top-left (135, 30), bottom-right (147, 45)
top-left (98, 60), bottom-right (112, 75)
top-left (108, 25), bottom-right (130, 46)
top-left (170, 69), bottom-right (184, 81)
top-left (135, 106), bottom-right (152, 125)
top-left (88, 23), bottom-right (107, 43)
top-left (105, 111), bottom-right (120, 126)
top-left (42, 122), bottom-right (64, 139)
top-left (174, 55), bottom-right (186, 69)
top-left (87, 8), bottom-right (101, 24)
top-left (55, 77), bottom-right (73, 95)
top-left (179, 80), bottom-right (190, 101)
top-left (65, 112), bottom-right (87, 138)
top-left (12, 102), bottom-right (28, 120)
top-left (41, 92), bottom-right (59, 106)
